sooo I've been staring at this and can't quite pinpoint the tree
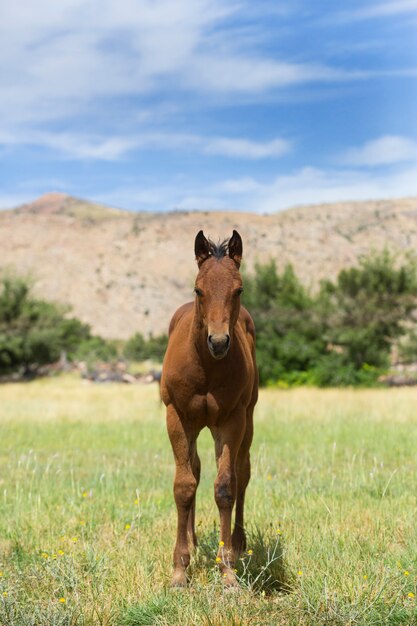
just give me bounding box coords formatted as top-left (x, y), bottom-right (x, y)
top-left (124, 332), bottom-right (167, 362)
top-left (318, 250), bottom-right (417, 372)
top-left (0, 276), bottom-right (91, 375)
top-left (243, 262), bottom-right (327, 385)
top-left (243, 251), bottom-right (417, 387)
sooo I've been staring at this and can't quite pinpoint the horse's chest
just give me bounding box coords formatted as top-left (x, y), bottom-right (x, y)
top-left (186, 388), bottom-right (240, 427)
top-left (164, 339), bottom-right (254, 426)
top-left (205, 391), bottom-right (225, 423)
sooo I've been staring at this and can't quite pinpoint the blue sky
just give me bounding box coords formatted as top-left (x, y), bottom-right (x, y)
top-left (1, 0), bottom-right (417, 212)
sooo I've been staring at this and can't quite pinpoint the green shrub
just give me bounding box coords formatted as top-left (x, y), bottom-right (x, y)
top-left (72, 336), bottom-right (118, 363)
top-left (311, 354), bottom-right (383, 387)
top-left (124, 332), bottom-right (167, 363)
top-left (244, 250), bottom-right (417, 387)
top-left (319, 249), bottom-right (417, 370)
top-left (243, 262), bottom-right (326, 386)
top-left (0, 275), bottom-right (119, 375)
top-left (0, 276), bottom-right (91, 375)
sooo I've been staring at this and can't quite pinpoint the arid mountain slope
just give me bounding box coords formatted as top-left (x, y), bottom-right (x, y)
top-left (1, 192), bottom-right (417, 339)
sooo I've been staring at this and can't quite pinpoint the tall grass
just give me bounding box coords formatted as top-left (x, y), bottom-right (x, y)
top-left (0, 376), bottom-right (416, 624)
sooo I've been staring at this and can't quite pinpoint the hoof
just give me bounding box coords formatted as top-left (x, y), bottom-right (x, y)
top-left (171, 570), bottom-right (187, 589)
top-left (232, 529), bottom-right (246, 558)
top-left (222, 569), bottom-right (240, 590)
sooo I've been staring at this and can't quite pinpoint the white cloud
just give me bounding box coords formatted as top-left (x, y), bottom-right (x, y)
top-left (342, 135), bottom-right (417, 166)
top-left (188, 162), bottom-right (417, 212)
top-left (202, 137), bottom-right (290, 159)
top-left (183, 56), bottom-right (347, 93)
top-left (213, 177), bottom-right (262, 194)
top-left (92, 160), bottom-right (417, 213)
top-left (0, 0), bottom-right (383, 130)
top-left (0, 129), bottom-right (291, 161)
top-left (0, 0), bottom-right (236, 125)
top-left (332, 0), bottom-right (417, 22)
top-left (210, 164), bottom-right (417, 212)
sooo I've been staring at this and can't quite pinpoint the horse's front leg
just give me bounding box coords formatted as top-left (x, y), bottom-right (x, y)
top-left (166, 404), bottom-right (199, 587)
top-left (187, 447), bottom-right (201, 548)
top-left (232, 404), bottom-right (254, 557)
top-left (212, 410), bottom-right (246, 588)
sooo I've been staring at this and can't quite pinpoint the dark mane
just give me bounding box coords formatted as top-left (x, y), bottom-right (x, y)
top-left (207, 238), bottom-right (229, 260)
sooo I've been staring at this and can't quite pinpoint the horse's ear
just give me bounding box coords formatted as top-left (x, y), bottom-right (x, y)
top-left (228, 230), bottom-right (242, 268)
top-left (195, 230), bottom-right (210, 267)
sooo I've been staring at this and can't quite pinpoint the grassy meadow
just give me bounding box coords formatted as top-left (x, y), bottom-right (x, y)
top-left (0, 376), bottom-right (416, 625)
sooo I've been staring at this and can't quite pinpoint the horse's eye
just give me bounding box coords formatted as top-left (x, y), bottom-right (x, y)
top-left (236, 287), bottom-right (244, 296)
top-left (194, 287), bottom-right (203, 297)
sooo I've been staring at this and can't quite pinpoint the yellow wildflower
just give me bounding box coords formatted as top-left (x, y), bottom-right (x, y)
top-left (58, 550), bottom-right (64, 556)
top-left (297, 570), bottom-right (303, 577)
top-left (134, 498), bottom-right (139, 505)
top-left (363, 575), bottom-right (368, 580)
top-left (219, 540), bottom-right (224, 547)
top-left (276, 528), bottom-right (282, 535)
top-left (215, 557), bottom-right (222, 563)
top-left (41, 552), bottom-right (49, 559)
top-left (0, 572), bottom-right (3, 577)
top-left (59, 597), bottom-right (66, 604)
top-left (125, 523), bottom-right (131, 530)
top-left (2, 592), bottom-right (7, 597)
top-left (404, 570), bottom-right (410, 576)
top-left (71, 537), bottom-right (78, 543)
top-left (408, 592), bottom-right (415, 599)
top-left (247, 549), bottom-right (253, 555)
top-left (80, 520), bottom-right (86, 526)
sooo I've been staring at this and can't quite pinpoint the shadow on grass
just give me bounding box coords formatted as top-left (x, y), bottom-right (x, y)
top-left (192, 524), bottom-right (293, 595)
top-left (118, 527), bottom-right (292, 625)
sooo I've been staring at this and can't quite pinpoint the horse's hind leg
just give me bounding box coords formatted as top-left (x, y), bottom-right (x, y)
top-left (167, 404), bottom-right (199, 587)
top-left (187, 446), bottom-right (201, 548)
top-left (232, 406), bottom-right (254, 558)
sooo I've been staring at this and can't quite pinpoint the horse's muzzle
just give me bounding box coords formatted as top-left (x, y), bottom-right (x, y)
top-left (207, 333), bottom-right (230, 359)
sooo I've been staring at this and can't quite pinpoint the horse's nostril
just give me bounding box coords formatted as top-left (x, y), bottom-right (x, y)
top-left (208, 335), bottom-right (213, 345)
top-left (225, 335), bottom-right (230, 348)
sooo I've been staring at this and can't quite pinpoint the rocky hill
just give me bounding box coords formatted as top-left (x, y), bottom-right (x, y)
top-left (1, 192), bottom-right (417, 339)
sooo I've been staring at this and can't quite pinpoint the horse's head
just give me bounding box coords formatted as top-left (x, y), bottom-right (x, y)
top-left (194, 230), bottom-right (243, 360)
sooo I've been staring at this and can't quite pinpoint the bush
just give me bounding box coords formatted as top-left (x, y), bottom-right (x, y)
top-left (72, 336), bottom-right (118, 363)
top-left (243, 262), bottom-right (327, 386)
top-left (0, 276), bottom-right (92, 375)
top-left (124, 332), bottom-right (167, 363)
top-left (310, 354), bottom-right (383, 387)
top-left (318, 249), bottom-right (417, 370)
top-left (0, 275), bottom-right (121, 375)
top-left (244, 250), bottom-right (417, 387)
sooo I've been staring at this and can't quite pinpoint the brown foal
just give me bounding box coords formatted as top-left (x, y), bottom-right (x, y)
top-left (161, 230), bottom-right (258, 588)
